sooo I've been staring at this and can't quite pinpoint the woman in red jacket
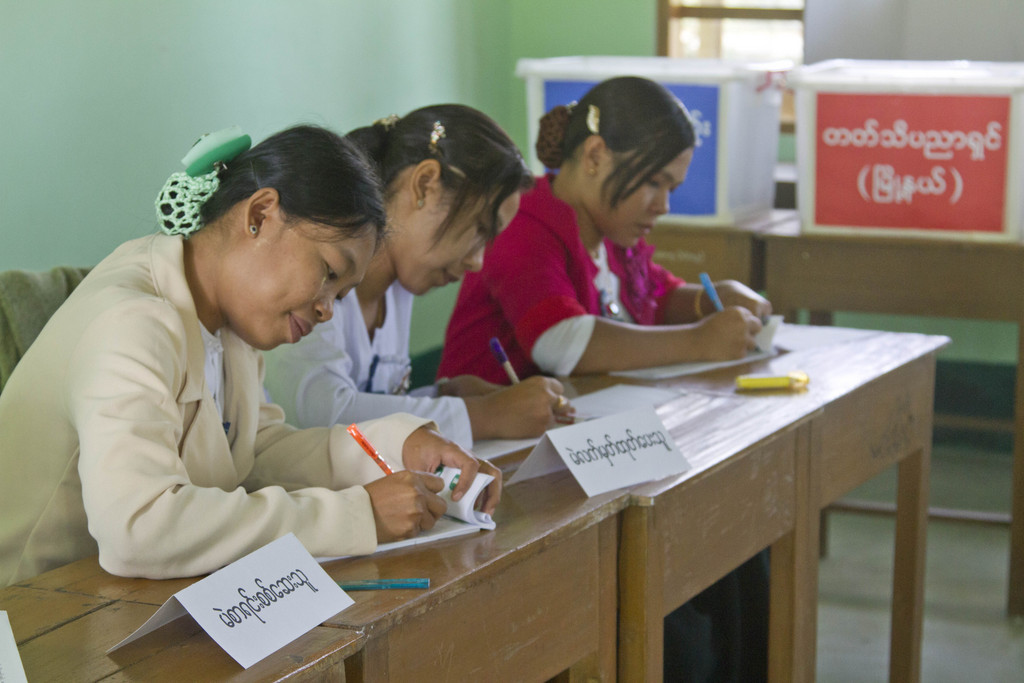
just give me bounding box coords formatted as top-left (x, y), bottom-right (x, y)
top-left (438, 76), bottom-right (770, 385)
top-left (439, 76), bottom-right (771, 683)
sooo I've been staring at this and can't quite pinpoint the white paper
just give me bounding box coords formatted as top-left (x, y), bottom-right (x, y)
top-left (472, 384), bottom-right (683, 460)
top-left (508, 407), bottom-right (690, 496)
top-left (110, 534), bottom-right (353, 669)
top-left (773, 323), bottom-right (879, 352)
top-left (570, 384), bottom-right (683, 419)
top-left (368, 516), bottom-right (484, 554)
top-left (610, 315), bottom-right (784, 381)
top-left (435, 465), bottom-right (495, 529)
top-left (755, 314), bottom-right (783, 352)
top-left (0, 612), bottom-right (28, 683)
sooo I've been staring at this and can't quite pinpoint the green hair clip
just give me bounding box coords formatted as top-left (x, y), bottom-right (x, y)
top-left (155, 125), bottom-right (252, 237)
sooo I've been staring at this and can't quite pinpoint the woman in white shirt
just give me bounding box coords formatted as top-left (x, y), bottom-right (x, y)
top-left (264, 106), bottom-right (573, 449)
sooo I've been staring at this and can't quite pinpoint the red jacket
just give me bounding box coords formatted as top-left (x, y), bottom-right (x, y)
top-left (438, 175), bottom-right (683, 384)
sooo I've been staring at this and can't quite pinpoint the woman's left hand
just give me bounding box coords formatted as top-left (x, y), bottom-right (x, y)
top-left (401, 426), bottom-right (502, 515)
top-left (715, 280), bottom-right (773, 321)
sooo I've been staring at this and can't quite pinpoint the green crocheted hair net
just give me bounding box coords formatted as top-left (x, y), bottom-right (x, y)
top-left (155, 126), bottom-right (252, 237)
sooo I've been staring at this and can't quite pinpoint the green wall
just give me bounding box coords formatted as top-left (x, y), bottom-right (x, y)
top-left (410, 0), bottom-right (658, 354)
top-left (1, 0), bottom-right (1016, 364)
top-left (1, 0), bottom-right (497, 273)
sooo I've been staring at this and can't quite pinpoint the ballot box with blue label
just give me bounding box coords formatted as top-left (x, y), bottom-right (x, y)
top-left (517, 56), bottom-right (789, 226)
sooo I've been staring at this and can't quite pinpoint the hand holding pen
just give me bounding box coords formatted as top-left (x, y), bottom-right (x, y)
top-left (350, 423), bottom-right (449, 542)
top-left (694, 273), bottom-right (765, 358)
top-left (698, 273), bottom-right (772, 322)
top-left (488, 337), bottom-right (580, 425)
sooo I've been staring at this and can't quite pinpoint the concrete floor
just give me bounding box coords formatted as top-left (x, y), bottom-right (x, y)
top-left (818, 443), bottom-right (1024, 682)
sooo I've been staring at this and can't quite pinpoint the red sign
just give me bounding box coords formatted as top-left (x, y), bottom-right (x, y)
top-left (814, 93), bottom-right (1009, 233)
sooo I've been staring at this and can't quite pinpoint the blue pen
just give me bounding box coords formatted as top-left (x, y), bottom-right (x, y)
top-left (488, 336), bottom-right (520, 384)
top-left (699, 272), bottom-right (725, 312)
top-left (363, 354), bottom-right (380, 392)
top-left (337, 578), bottom-right (430, 591)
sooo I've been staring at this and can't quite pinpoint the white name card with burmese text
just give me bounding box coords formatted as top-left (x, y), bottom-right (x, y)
top-left (508, 407), bottom-right (690, 496)
top-left (0, 611), bottom-right (28, 683)
top-left (109, 533), bottom-right (353, 669)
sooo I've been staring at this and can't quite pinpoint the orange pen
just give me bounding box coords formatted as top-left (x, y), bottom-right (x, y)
top-left (347, 423), bottom-right (395, 475)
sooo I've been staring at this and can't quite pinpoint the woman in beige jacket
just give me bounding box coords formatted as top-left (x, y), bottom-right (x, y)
top-left (0, 125), bottom-right (500, 587)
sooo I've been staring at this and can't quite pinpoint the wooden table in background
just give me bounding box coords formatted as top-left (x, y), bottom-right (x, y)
top-left (647, 210), bottom-right (793, 289)
top-left (760, 216), bottom-right (1024, 617)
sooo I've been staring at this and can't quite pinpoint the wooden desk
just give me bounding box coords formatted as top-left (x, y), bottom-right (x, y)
top-left (1, 462), bottom-right (627, 682)
top-left (1, 565), bottom-right (365, 681)
top-left (603, 327), bottom-right (946, 682)
top-left (321, 466), bottom-right (626, 682)
top-left (761, 217), bottom-right (1024, 616)
top-left (0, 327), bottom-right (942, 682)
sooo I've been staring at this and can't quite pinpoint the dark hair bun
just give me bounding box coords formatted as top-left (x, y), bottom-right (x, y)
top-left (345, 123), bottom-right (389, 171)
top-left (535, 104), bottom-right (573, 169)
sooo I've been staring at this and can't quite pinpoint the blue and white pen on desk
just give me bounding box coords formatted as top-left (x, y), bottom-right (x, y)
top-left (699, 272), bottom-right (725, 312)
top-left (489, 336), bottom-right (520, 385)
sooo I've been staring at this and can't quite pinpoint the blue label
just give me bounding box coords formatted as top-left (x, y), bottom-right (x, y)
top-left (543, 80), bottom-right (719, 216)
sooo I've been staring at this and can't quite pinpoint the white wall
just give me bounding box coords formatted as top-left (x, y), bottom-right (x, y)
top-left (805, 0), bottom-right (907, 63)
top-left (806, 0), bottom-right (1024, 63)
top-left (902, 0), bottom-right (1024, 61)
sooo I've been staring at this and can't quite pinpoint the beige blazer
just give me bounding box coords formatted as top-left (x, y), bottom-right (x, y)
top-left (0, 234), bottom-right (430, 587)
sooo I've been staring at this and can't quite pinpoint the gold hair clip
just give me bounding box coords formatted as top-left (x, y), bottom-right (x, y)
top-left (373, 114), bottom-right (400, 130)
top-left (428, 120), bottom-right (446, 154)
top-left (586, 104), bottom-right (600, 135)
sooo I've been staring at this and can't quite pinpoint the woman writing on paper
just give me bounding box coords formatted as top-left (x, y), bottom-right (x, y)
top-left (436, 77), bottom-right (771, 682)
top-left (0, 125), bottom-right (499, 588)
top-left (437, 77), bottom-right (771, 385)
top-left (264, 105), bottom-right (573, 449)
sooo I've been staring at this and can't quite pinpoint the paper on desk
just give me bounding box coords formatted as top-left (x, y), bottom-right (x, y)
top-left (610, 315), bottom-right (784, 381)
top-left (436, 465), bottom-right (495, 529)
top-left (772, 323), bottom-right (879, 352)
top-left (0, 611), bottom-right (28, 683)
top-left (471, 384), bottom-right (684, 460)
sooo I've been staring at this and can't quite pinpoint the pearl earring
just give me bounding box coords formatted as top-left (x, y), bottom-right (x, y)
top-left (249, 224), bottom-right (258, 236)
top-left (417, 198), bottom-right (425, 209)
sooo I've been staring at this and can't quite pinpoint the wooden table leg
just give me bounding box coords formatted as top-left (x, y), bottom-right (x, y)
top-left (889, 444), bottom-right (930, 683)
top-left (1009, 327), bottom-right (1024, 616)
top-left (563, 516), bottom-right (619, 682)
top-left (345, 634), bottom-right (388, 682)
top-left (618, 505), bottom-right (663, 683)
top-left (769, 422), bottom-right (819, 683)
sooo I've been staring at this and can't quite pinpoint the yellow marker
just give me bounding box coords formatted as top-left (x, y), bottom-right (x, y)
top-left (735, 370), bottom-right (810, 392)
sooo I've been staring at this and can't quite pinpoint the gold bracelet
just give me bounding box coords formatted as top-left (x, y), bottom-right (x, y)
top-left (694, 291), bottom-right (704, 319)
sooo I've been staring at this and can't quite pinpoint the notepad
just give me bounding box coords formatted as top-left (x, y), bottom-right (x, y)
top-left (610, 315), bottom-right (784, 381)
top-left (319, 466), bottom-right (495, 560)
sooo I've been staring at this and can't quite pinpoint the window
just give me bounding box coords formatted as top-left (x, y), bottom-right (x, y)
top-left (658, 0), bottom-right (804, 130)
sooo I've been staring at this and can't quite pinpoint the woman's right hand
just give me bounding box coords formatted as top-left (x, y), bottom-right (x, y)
top-left (693, 307), bottom-right (763, 360)
top-left (364, 470), bottom-right (447, 542)
top-left (463, 375), bottom-right (569, 440)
